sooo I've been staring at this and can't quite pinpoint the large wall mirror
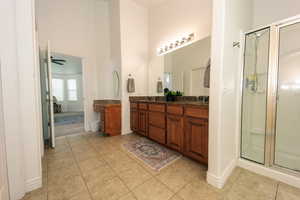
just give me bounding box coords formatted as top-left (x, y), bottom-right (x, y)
top-left (163, 36), bottom-right (211, 96)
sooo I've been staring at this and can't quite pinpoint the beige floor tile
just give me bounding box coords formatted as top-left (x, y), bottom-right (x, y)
top-left (276, 182), bottom-right (300, 200)
top-left (93, 142), bottom-right (121, 155)
top-left (169, 195), bottom-right (183, 200)
top-left (48, 175), bottom-right (88, 200)
top-left (119, 192), bottom-right (138, 200)
top-left (91, 177), bottom-right (130, 200)
top-left (156, 164), bottom-right (197, 192)
top-left (224, 170), bottom-right (278, 200)
top-left (118, 165), bottom-right (152, 190)
top-left (83, 164), bottom-right (117, 188)
top-left (71, 143), bottom-right (94, 153)
top-left (133, 178), bottom-right (174, 200)
top-left (103, 151), bottom-right (141, 173)
top-left (78, 157), bottom-right (106, 172)
top-left (47, 151), bottom-right (74, 161)
top-left (22, 193), bottom-right (47, 200)
top-left (27, 133), bottom-right (297, 200)
top-left (48, 164), bottom-right (81, 185)
top-left (69, 191), bottom-right (92, 200)
top-left (73, 149), bottom-right (100, 162)
top-left (178, 180), bottom-right (221, 200)
top-left (47, 157), bottom-right (76, 170)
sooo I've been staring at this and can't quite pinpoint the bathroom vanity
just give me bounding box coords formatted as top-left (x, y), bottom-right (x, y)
top-left (93, 100), bottom-right (121, 136)
top-left (130, 97), bottom-right (209, 165)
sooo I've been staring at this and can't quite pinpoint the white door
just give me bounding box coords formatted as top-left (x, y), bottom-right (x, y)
top-left (0, 61), bottom-right (10, 200)
top-left (45, 41), bottom-right (55, 148)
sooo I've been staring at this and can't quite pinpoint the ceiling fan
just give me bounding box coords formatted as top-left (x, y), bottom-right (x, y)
top-left (51, 56), bottom-right (66, 65)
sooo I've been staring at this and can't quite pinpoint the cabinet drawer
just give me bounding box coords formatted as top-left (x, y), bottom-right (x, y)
top-left (149, 125), bottom-right (166, 144)
top-left (138, 103), bottom-right (148, 110)
top-left (185, 106), bottom-right (208, 119)
top-left (149, 104), bottom-right (165, 112)
top-left (148, 112), bottom-right (165, 128)
top-left (167, 105), bottom-right (183, 115)
top-left (130, 103), bottom-right (138, 109)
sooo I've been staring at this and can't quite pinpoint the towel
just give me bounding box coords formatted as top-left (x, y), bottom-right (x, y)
top-left (127, 78), bottom-right (135, 93)
top-left (204, 59), bottom-right (211, 88)
top-left (157, 80), bottom-right (163, 93)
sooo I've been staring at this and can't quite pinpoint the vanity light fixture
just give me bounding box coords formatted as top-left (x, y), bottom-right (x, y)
top-left (158, 33), bottom-right (195, 56)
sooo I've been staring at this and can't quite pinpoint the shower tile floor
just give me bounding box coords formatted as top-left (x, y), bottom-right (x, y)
top-left (22, 132), bottom-right (300, 200)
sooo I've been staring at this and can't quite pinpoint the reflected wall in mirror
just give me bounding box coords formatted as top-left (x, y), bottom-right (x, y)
top-left (163, 36), bottom-right (211, 96)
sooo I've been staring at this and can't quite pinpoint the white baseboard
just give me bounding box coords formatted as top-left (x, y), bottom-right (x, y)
top-left (238, 158), bottom-right (300, 189)
top-left (25, 176), bottom-right (42, 192)
top-left (207, 159), bottom-right (237, 189)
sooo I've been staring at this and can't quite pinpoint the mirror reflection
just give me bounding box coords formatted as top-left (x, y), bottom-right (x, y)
top-left (163, 36), bottom-right (211, 96)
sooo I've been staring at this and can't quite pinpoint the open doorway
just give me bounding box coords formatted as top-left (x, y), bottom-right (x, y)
top-left (52, 53), bottom-right (85, 137)
top-left (40, 49), bottom-right (85, 147)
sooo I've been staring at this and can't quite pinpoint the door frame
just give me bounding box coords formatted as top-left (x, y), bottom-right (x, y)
top-left (240, 15), bottom-right (300, 178)
top-left (43, 52), bottom-right (88, 141)
top-left (267, 17), bottom-right (300, 177)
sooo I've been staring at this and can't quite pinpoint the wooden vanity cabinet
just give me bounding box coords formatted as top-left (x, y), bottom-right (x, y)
top-left (148, 103), bottom-right (166, 144)
top-left (138, 110), bottom-right (148, 136)
top-left (130, 103), bottom-right (139, 132)
top-left (94, 102), bottom-right (121, 136)
top-left (184, 106), bottom-right (209, 164)
top-left (166, 105), bottom-right (184, 151)
top-left (130, 101), bottom-right (209, 165)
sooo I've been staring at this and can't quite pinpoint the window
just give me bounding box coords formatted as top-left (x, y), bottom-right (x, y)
top-left (52, 79), bottom-right (64, 101)
top-left (67, 79), bottom-right (78, 101)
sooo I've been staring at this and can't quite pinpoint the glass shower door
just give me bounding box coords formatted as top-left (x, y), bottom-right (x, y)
top-left (241, 28), bottom-right (270, 164)
top-left (274, 22), bottom-right (300, 171)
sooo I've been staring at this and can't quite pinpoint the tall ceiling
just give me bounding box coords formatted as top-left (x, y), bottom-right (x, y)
top-left (133, 0), bottom-right (169, 8)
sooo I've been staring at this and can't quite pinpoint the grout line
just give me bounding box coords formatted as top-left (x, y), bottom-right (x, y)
top-left (87, 134), bottom-right (136, 200)
top-left (275, 182), bottom-right (280, 200)
top-left (66, 136), bottom-right (95, 200)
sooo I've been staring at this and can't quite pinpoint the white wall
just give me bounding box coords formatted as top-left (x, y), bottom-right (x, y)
top-left (148, 0), bottom-right (212, 95)
top-left (0, 0), bottom-right (43, 199)
top-left (207, 0), bottom-right (253, 188)
top-left (0, 1), bottom-right (26, 199)
top-left (253, 0), bottom-right (300, 28)
top-left (119, 0), bottom-right (149, 134)
top-left (36, 0), bottom-right (113, 130)
top-left (0, 60), bottom-right (9, 200)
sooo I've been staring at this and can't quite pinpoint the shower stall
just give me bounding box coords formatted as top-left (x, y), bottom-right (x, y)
top-left (241, 16), bottom-right (300, 176)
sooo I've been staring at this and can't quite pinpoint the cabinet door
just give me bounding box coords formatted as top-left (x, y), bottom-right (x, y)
top-left (185, 117), bottom-right (208, 164)
top-left (130, 110), bottom-right (139, 132)
top-left (167, 115), bottom-right (183, 151)
top-left (138, 110), bottom-right (148, 136)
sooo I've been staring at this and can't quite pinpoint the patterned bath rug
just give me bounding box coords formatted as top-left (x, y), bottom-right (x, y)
top-left (123, 138), bottom-right (181, 171)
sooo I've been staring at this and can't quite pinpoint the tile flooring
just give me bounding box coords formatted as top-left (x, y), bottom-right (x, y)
top-left (22, 132), bottom-right (300, 200)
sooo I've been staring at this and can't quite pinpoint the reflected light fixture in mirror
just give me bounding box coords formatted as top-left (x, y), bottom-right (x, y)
top-left (157, 33), bottom-right (195, 56)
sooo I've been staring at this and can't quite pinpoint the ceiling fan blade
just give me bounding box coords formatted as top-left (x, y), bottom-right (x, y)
top-left (52, 61), bottom-right (64, 65)
top-left (52, 59), bottom-right (66, 62)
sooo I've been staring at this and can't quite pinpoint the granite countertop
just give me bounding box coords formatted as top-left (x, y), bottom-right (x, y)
top-left (130, 99), bottom-right (209, 107)
top-left (94, 100), bottom-right (121, 106)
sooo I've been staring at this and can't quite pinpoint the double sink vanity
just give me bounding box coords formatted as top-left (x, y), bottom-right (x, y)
top-left (94, 37), bottom-right (211, 165)
top-left (130, 96), bottom-right (209, 165)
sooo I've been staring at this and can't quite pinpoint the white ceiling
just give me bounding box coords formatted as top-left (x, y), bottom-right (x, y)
top-left (133, 0), bottom-right (169, 8)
